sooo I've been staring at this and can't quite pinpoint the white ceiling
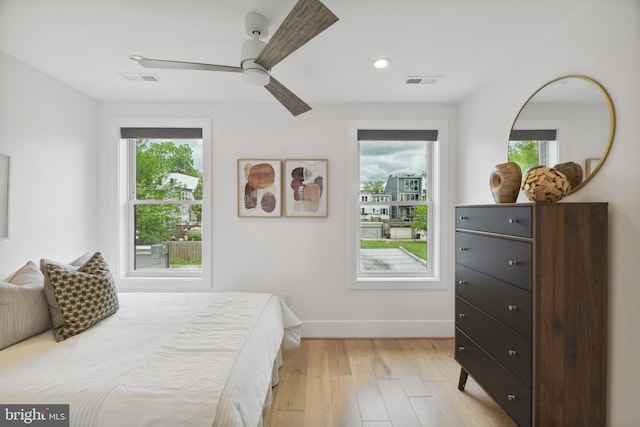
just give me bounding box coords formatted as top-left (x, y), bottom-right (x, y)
top-left (0, 0), bottom-right (617, 108)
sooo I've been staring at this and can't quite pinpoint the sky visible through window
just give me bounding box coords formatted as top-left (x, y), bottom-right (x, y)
top-left (179, 139), bottom-right (203, 173)
top-left (360, 140), bottom-right (426, 184)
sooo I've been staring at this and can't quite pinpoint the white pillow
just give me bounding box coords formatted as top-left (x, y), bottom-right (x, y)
top-left (0, 261), bottom-right (52, 350)
top-left (68, 251), bottom-right (93, 267)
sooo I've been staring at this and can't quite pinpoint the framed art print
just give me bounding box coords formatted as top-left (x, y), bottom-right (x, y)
top-left (0, 154), bottom-right (9, 239)
top-left (585, 157), bottom-right (600, 176)
top-left (237, 159), bottom-right (282, 217)
top-left (284, 159), bottom-right (328, 217)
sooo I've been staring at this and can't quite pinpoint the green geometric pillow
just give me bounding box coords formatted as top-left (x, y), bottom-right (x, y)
top-left (42, 252), bottom-right (119, 341)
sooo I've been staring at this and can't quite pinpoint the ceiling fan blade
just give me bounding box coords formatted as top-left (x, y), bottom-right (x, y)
top-left (130, 55), bottom-right (242, 73)
top-left (255, 0), bottom-right (338, 70)
top-left (265, 76), bottom-right (311, 116)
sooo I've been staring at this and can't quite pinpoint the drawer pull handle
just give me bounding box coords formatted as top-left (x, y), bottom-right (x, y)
top-left (459, 247), bottom-right (467, 251)
top-left (458, 346), bottom-right (466, 352)
top-left (458, 313), bottom-right (467, 319)
top-left (508, 304), bottom-right (518, 311)
top-left (508, 218), bottom-right (518, 224)
top-left (507, 394), bottom-right (517, 401)
top-left (459, 216), bottom-right (468, 220)
top-left (508, 350), bottom-right (517, 357)
top-left (508, 259), bottom-right (518, 266)
top-left (458, 280), bottom-right (467, 285)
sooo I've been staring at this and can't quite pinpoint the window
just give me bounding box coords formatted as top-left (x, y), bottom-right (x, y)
top-left (400, 193), bottom-right (420, 201)
top-left (508, 129), bottom-right (558, 174)
top-left (356, 129), bottom-right (437, 283)
top-left (404, 179), bottom-right (420, 192)
top-left (120, 127), bottom-right (205, 277)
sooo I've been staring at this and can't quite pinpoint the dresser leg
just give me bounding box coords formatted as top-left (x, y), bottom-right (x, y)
top-left (457, 368), bottom-right (469, 391)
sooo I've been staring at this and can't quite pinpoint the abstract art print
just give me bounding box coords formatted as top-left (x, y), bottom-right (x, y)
top-left (284, 159), bottom-right (328, 217)
top-left (238, 159), bottom-right (282, 217)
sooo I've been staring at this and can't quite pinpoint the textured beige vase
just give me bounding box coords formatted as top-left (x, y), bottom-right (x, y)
top-left (521, 166), bottom-right (570, 202)
top-left (489, 162), bottom-right (522, 203)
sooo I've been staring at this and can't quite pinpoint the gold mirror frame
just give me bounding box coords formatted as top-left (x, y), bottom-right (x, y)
top-left (509, 75), bottom-right (616, 194)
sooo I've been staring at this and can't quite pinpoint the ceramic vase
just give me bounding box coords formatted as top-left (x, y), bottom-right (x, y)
top-left (553, 161), bottom-right (583, 190)
top-left (489, 162), bottom-right (522, 203)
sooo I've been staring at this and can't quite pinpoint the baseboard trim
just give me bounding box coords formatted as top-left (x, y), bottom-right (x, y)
top-left (301, 320), bottom-right (454, 338)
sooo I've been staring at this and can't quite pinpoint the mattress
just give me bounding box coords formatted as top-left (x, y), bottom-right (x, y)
top-left (0, 292), bottom-right (301, 427)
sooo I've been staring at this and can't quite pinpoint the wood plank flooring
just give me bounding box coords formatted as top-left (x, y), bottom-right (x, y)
top-left (264, 338), bottom-right (516, 427)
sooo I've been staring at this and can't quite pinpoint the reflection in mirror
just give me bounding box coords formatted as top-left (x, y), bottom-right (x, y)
top-left (508, 75), bottom-right (615, 194)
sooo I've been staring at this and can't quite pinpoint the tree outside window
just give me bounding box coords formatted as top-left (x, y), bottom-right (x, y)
top-left (125, 134), bottom-right (204, 272)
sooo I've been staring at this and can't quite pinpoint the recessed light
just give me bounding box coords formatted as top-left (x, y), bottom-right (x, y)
top-left (373, 58), bottom-right (391, 69)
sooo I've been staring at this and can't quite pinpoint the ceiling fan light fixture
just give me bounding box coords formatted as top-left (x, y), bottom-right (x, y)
top-left (241, 38), bottom-right (269, 86)
top-left (242, 67), bottom-right (270, 86)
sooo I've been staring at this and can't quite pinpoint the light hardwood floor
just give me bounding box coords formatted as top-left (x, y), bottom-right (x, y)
top-left (264, 338), bottom-right (517, 427)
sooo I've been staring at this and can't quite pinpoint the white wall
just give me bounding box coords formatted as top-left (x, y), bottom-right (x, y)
top-left (97, 102), bottom-right (458, 338)
top-left (457, 1), bottom-right (640, 425)
top-left (0, 51), bottom-right (98, 272)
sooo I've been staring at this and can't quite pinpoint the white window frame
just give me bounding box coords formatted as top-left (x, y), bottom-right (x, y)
top-left (347, 120), bottom-right (449, 290)
top-left (110, 118), bottom-right (212, 291)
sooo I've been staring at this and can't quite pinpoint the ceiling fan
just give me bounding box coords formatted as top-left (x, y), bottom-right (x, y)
top-left (130, 0), bottom-right (338, 116)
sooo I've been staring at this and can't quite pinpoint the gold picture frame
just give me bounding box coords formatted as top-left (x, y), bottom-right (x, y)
top-left (585, 157), bottom-right (600, 176)
top-left (0, 155), bottom-right (9, 239)
top-left (284, 159), bottom-right (328, 218)
top-left (237, 159), bottom-right (282, 217)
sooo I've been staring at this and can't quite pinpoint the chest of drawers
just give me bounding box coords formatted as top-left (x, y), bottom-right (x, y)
top-left (454, 203), bottom-right (608, 426)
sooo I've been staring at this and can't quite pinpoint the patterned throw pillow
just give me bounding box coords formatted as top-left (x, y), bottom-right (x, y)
top-left (42, 252), bottom-right (119, 341)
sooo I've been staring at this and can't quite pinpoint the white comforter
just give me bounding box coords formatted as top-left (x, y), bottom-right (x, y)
top-left (0, 292), bottom-right (302, 427)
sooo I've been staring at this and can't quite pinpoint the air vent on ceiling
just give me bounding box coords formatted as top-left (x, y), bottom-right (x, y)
top-left (121, 73), bottom-right (160, 82)
top-left (405, 76), bottom-right (442, 85)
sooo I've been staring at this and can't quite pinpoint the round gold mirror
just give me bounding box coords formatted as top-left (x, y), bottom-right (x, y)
top-left (508, 75), bottom-right (615, 193)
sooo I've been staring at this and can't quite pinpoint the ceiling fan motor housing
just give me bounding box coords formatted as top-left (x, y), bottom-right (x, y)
top-left (241, 38), bottom-right (270, 86)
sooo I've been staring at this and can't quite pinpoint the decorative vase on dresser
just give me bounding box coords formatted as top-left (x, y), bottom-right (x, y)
top-left (454, 202), bottom-right (608, 426)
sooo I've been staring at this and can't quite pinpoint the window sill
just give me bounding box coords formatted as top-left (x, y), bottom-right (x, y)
top-left (349, 277), bottom-right (447, 290)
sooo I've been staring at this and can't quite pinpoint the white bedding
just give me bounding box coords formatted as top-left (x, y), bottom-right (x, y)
top-left (0, 292), bottom-right (302, 427)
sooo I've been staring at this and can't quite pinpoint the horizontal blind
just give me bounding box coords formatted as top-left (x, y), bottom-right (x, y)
top-left (357, 129), bottom-right (438, 141)
top-left (120, 127), bottom-right (203, 139)
top-left (509, 129), bottom-right (557, 141)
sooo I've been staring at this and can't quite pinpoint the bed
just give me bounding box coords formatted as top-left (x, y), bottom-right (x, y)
top-left (0, 254), bottom-right (301, 427)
